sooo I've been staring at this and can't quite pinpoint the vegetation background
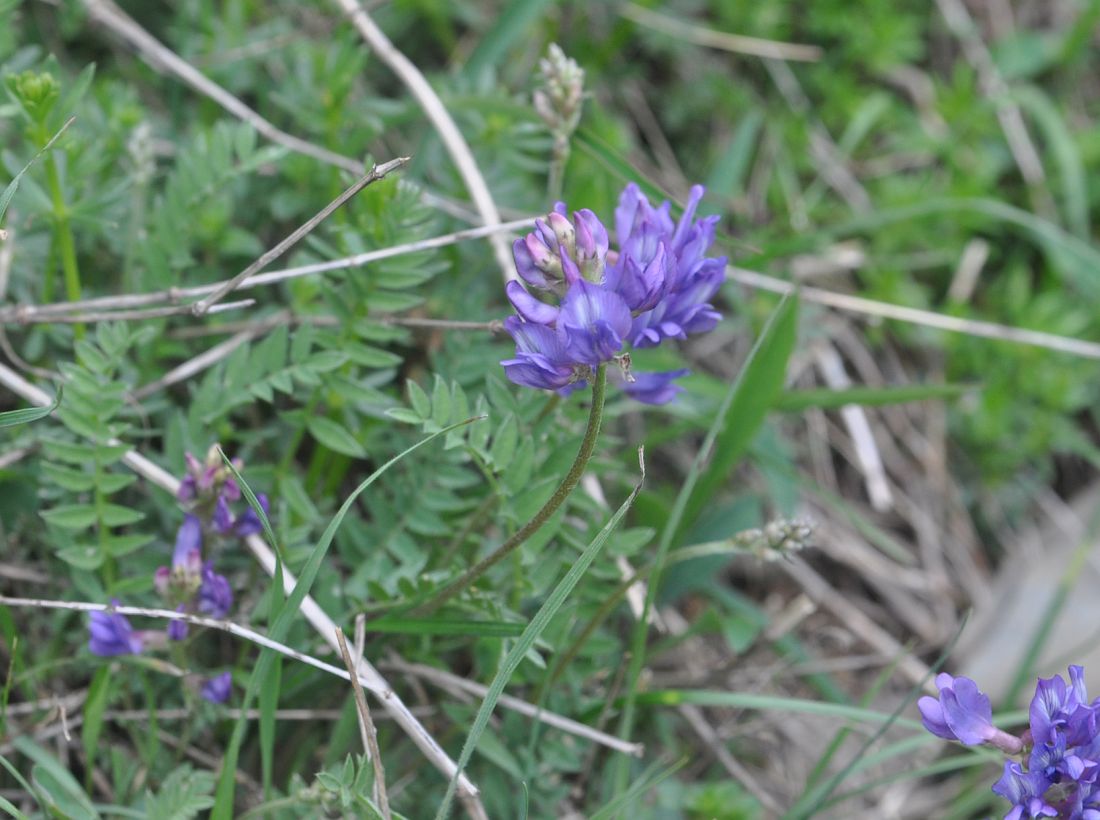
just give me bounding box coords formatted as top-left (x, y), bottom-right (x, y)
top-left (1, 0), bottom-right (1099, 817)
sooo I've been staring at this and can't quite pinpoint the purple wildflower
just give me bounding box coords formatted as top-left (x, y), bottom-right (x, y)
top-left (918, 673), bottom-right (1023, 754)
top-left (167, 605), bottom-right (188, 641)
top-left (1031, 666), bottom-right (1098, 748)
top-left (201, 672), bottom-right (232, 704)
top-left (992, 761), bottom-right (1057, 820)
top-left (501, 316), bottom-right (582, 392)
top-left (502, 184), bottom-right (726, 405)
top-left (613, 184), bottom-right (726, 348)
top-left (198, 563), bottom-right (233, 618)
top-left (558, 280), bottom-right (632, 366)
top-left (88, 601), bottom-right (143, 657)
top-left (620, 369), bottom-right (689, 406)
top-left (172, 514), bottom-right (202, 566)
top-left (233, 493), bottom-right (269, 537)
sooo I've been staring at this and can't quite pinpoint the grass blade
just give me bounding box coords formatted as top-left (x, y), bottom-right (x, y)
top-left (0, 387), bottom-right (60, 429)
top-left (433, 452), bottom-right (645, 820)
top-left (211, 416), bottom-right (484, 819)
top-left (613, 295), bottom-right (799, 795)
top-left (774, 382), bottom-right (972, 413)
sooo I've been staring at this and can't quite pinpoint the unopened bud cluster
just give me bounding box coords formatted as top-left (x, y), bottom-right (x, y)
top-left (533, 44), bottom-right (585, 142)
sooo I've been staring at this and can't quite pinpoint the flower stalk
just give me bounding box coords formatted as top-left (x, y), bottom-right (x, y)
top-left (415, 364), bottom-right (607, 616)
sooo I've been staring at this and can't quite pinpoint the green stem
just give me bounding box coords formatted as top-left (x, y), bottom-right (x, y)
top-left (547, 135), bottom-right (570, 202)
top-left (40, 146), bottom-right (83, 338)
top-left (414, 365), bottom-right (607, 616)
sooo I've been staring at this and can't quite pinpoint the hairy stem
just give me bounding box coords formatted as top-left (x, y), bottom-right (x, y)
top-left (415, 365), bottom-right (607, 616)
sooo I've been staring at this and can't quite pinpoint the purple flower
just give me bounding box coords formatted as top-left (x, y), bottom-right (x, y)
top-left (167, 605), bottom-right (188, 641)
top-left (1029, 733), bottom-right (1092, 789)
top-left (233, 493), bottom-right (269, 537)
top-left (614, 184), bottom-right (725, 348)
top-left (558, 280), bottom-right (632, 366)
top-left (502, 184), bottom-right (726, 405)
top-left (501, 316), bottom-right (582, 392)
top-left (1031, 666), bottom-right (1098, 748)
top-left (621, 369), bottom-right (689, 406)
top-left (918, 673), bottom-right (1023, 753)
top-left (198, 563), bottom-right (233, 618)
top-left (201, 672), bottom-right (232, 704)
top-left (172, 514), bottom-right (203, 567)
top-left (88, 601), bottom-right (143, 657)
top-left (512, 204), bottom-right (593, 289)
top-left (992, 761), bottom-right (1057, 820)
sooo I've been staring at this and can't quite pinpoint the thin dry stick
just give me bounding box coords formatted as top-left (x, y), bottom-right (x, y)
top-left (336, 629), bottom-right (391, 820)
top-left (27, 298), bottom-right (255, 324)
top-left (813, 343), bottom-right (893, 512)
top-left (0, 596), bottom-right (391, 689)
top-left (192, 159), bottom-right (409, 315)
top-left (333, 0), bottom-right (516, 284)
top-left (620, 2), bottom-right (822, 61)
top-left (380, 660), bottom-right (644, 757)
top-left (0, 362), bottom-right (482, 804)
top-left (728, 266), bottom-right (1100, 360)
top-left (81, 0), bottom-right (362, 174)
top-left (0, 218), bottom-right (538, 324)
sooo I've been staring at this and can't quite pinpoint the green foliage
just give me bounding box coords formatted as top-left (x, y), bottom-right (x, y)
top-left (2, 0), bottom-right (1100, 816)
top-left (40, 324), bottom-right (152, 573)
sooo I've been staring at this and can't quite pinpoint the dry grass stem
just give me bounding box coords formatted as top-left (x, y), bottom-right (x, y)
top-left (336, 629), bottom-right (391, 820)
top-left (813, 343), bottom-right (893, 512)
top-left (0, 218), bottom-right (537, 325)
top-left (379, 659), bottom-right (645, 757)
top-left (729, 266), bottom-right (1100, 359)
top-left (621, 3), bottom-right (823, 62)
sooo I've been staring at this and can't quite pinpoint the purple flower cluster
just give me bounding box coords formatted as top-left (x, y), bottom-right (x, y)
top-left (502, 184), bottom-right (725, 404)
top-left (920, 667), bottom-right (1100, 819)
top-left (86, 446), bottom-right (266, 705)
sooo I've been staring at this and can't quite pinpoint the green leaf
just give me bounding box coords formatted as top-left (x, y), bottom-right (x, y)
top-left (15, 737), bottom-right (100, 819)
top-left (1013, 85), bottom-right (1089, 238)
top-left (385, 407), bottom-right (423, 424)
top-left (774, 382), bottom-right (972, 413)
top-left (431, 375), bottom-right (451, 428)
top-left (55, 545), bottom-right (103, 570)
top-left (99, 504), bottom-right (145, 527)
top-left (461, 0), bottom-right (555, 78)
top-left (144, 765), bottom-right (216, 820)
top-left (363, 618), bottom-right (524, 637)
top-left (0, 387), bottom-right (59, 429)
top-left (682, 295), bottom-right (799, 530)
top-left (81, 668), bottom-right (111, 783)
top-left (488, 412), bottom-right (518, 470)
top-left (407, 379), bottom-right (431, 419)
top-left (434, 463), bottom-right (643, 819)
top-left (306, 417), bottom-right (366, 458)
top-left (105, 532), bottom-right (155, 557)
top-left (40, 504), bottom-right (98, 529)
top-left (0, 119), bottom-right (72, 226)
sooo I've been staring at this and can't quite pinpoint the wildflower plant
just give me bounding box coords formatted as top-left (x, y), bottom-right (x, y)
top-left (86, 445), bottom-right (263, 705)
top-left (920, 667), bottom-right (1100, 818)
